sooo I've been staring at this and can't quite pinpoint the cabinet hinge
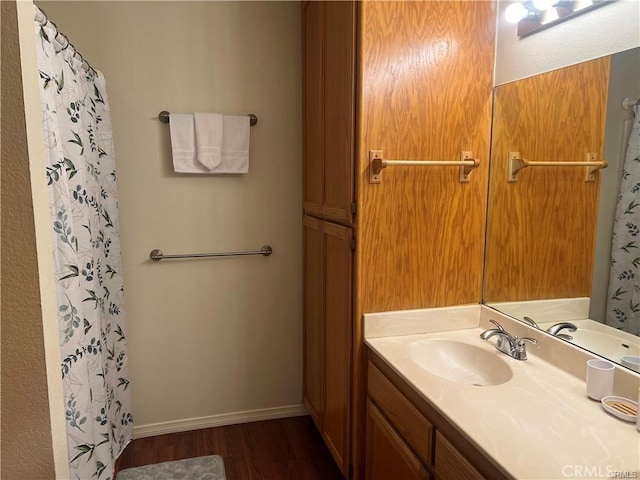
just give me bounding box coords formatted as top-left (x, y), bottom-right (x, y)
top-left (351, 238), bottom-right (356, 251)
top-left (351, 202), bottom-right (357, 215)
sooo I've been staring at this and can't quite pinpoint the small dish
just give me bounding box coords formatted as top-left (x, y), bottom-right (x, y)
top-left (601, 396), bottom-right (638, 422)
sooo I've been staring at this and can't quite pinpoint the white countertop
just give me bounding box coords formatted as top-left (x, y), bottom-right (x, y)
top-left (365, 305), bottom-right (640, 480)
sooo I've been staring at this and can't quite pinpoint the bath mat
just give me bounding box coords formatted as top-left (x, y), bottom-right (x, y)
top-left (117, 455), bottom-right (226, 480)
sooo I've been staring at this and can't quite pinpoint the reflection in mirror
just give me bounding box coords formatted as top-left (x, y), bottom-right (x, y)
top-left (484, 47), bottom-right (640, 372)
top-left (508, 0), bottom-right (617, 38)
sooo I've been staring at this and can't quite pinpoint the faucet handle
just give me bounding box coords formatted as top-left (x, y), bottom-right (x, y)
top-left (489, 319), bottom-right (505, 331)
top-left (513, 337), bottom-right (537, 360)
top-left (516, 337), bottom-right (537, 348)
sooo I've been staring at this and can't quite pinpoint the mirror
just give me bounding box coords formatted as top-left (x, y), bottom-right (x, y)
top-left (484, 47), bottom-right (640, 372)
top-left (513, 0), bottom-right (617, 39)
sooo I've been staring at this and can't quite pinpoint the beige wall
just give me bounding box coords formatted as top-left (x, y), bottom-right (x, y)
top-left (1, 1), bottom-right (68, 477)
top-left (1, 3), bottom-right (54, 476)
top-left (42, 1), bottom-right (303, 433)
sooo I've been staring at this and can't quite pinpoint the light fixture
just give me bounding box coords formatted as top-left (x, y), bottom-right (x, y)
top-left (505, 0), bottom-right (617, 38)
top-left (505, 2), bottom-right (543, 23)
top-left (531, 0), bottom-right (558, 11)
top-left (505, 2), bottom-right (529, 23)
top-left (540, 7), bottom-right (560, 24)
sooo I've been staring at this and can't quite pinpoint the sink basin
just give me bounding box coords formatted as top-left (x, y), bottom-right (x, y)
top-left (409, 339), bottom-right (513, 386)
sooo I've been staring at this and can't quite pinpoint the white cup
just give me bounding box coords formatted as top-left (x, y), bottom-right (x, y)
top-left (586, 359), bottom-right (615, 400)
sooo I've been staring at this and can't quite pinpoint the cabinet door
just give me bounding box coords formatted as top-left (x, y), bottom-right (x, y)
top-left (434, 432), bottom-right (485, 480)
top-left (302, 1), bottom-right (324, 217)
top-left (322, 221), bottom-right (353, 476)
top-left (322, 0), bottom-right (355, 223)
top-left (303, 216), bottom-right (323, 427)
top-left (366, 401), bottom-right (431, 480)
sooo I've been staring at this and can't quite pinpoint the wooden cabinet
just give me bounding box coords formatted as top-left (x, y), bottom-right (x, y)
top-left (302, 2), bottom-right (496, 478)
top-left (367, 358), bottom-right (507, 480)
top-left (303, 215), bottom-right (353, 476)
top-left (302, 1), bottom-right (355, 225)
top-left (303, 216), bottom-right (323, 425)
top-left (366, 401), bottom-right (431, 480)
top-left (367, 363), bottom-right (433, 467)
top-left (302, 1), bottom-right (355, 475)
top-left (434, 432), bottom-right (484, 480)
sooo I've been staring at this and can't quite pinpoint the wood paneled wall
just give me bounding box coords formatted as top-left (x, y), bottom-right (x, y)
top-left (356, 1), bottom-right (496, 313)
top-left (352, 4), bottom-right (495, 477)
top-left (484, 57), bottom-right (610, 302)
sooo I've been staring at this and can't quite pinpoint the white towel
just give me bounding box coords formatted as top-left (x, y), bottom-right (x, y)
top-left (169, 114), bottom-right (207, 173)
top-left (194, 112), bottom-right (223, 170)
top-left (210, 115), bottom-right (250, 174)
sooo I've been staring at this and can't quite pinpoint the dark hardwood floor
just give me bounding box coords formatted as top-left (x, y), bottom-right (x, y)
top-left (116, 415), bottom-right (344, 480)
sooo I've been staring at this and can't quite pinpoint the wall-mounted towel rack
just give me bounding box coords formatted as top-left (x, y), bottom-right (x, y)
top-left (149, 245), bottom-right (272, 262)
top-left (158, 111), bottom-right (258, 126)
top-left (622, 97), bottom-right (640, 111)
top-left (508, 152), bottom-right (608, 183)
top-left (369, 150), bottom-right (479, 184)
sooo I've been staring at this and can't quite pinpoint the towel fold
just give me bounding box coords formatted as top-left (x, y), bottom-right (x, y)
top-left (169, 113), bottom-right (250, 174)
top-left (215, 115), bottom-right (250, 174)
top-left (194, 112), bottom-right (223, 170)
top-left (169, 114), bottom-right (206, 173)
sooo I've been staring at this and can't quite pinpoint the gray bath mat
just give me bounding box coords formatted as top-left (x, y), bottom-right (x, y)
top-left (117, 455), bottom-right (226, 480)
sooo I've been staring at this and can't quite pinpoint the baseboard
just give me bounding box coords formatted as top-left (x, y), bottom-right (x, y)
top-left (132, 404), bottom-right (309, 439)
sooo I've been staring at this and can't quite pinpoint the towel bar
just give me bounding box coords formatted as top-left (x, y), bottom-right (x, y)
top-left (149, 245), bottom-right (272, 261)
top-left (150, 245), bottom-right (272, 261)
top-left (158, 111), bottom-right (258, 126)
top-left (507, 152), bottom-right (608, 183)
top-left (369, 150), bottom-right (480, 184)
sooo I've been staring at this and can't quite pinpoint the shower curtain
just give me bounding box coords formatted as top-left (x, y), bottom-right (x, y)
top-left (606, 104), bottom-right (640, 335)
top-left (34, 7), bottom-right (132, 479)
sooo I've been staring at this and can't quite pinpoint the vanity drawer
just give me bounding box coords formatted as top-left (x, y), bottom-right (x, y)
top-left (368, 362), bottom-right (434, 466)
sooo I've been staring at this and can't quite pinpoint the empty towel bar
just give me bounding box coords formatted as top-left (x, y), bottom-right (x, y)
top-left (508, 152), bottom-right (608, 182)
top-left (149, 245), bottom-right (273, 261)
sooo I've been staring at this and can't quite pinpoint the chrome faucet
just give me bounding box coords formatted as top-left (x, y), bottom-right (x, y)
top-left (480, 319), bottom-right (537, 361)
top-left (546, 322), bottom-right (577, 340)
top-left (522, 316), bottom-right (539, 328)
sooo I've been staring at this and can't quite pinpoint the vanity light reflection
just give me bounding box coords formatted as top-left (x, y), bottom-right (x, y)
top-left (504, 0), bottom-right (617, 38)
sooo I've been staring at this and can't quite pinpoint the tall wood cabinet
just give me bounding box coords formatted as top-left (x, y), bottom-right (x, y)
top-left (302, 2), bottom-right (496, 478)
top-left (302, 1), bottom-right (355, 225)
top-left (302, 1), bottom-right (356, 477)
top-left (303, 216), bottom-right (353, 475)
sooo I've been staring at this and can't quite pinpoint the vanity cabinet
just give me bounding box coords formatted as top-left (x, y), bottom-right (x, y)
top-left (366, 401), bottom-right (431, 480)
top-left (434, 432), bottom-right (484, 480)
top-left (367, 358), bottom-right (502, 480)
top-left (302, 1), bottom-right (496, 478)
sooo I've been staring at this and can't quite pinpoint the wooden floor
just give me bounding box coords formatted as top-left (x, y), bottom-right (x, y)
top-left (116, 415), bottom-right (344, 480)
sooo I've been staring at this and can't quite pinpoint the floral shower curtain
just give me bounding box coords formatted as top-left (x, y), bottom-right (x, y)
top-left (606, 105), bottom-right (640, 335)
top-left (34, 6), bottom-right (132, 479)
